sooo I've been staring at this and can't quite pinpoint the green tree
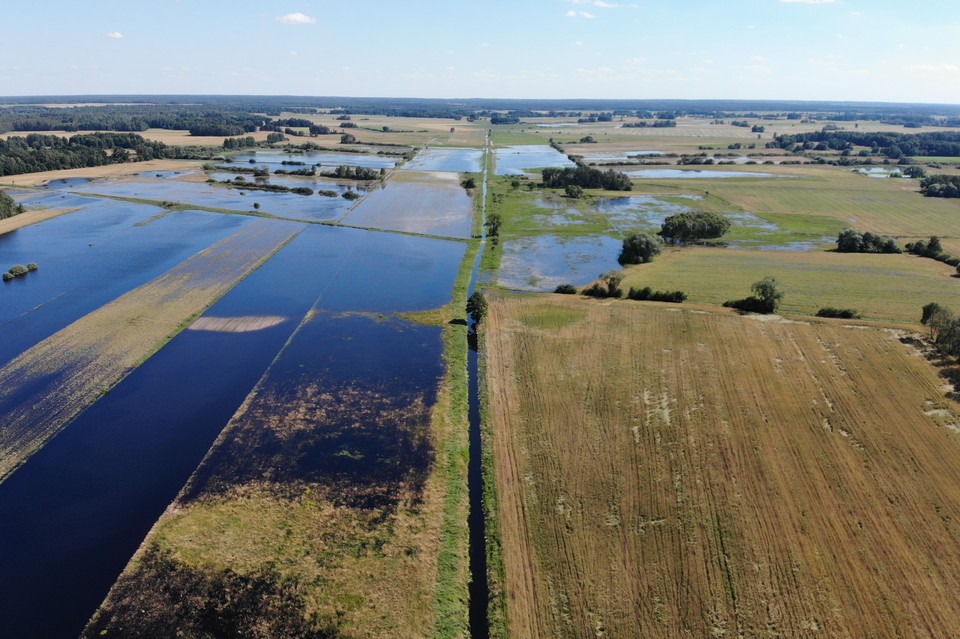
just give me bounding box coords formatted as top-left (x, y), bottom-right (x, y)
top-left (659, 211), bottom-right (731, 244)
top-left (618, 233), bottom-right (663, 265)
top-left (564, 184), bottom-right (584, 199)
top-left (751, 276), bottom-right (784, 313)
top-left (486, 212), bottom-right (502, 238)
top-left (340, 133), bottom-right (357, 144)
top-left (467, 291), bottom-right (488, 325)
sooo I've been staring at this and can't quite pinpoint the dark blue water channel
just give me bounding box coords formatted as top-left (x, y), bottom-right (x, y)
top-left (0, 221), bottom-right (466, 638)
top-left (0, 197), bottom-right (251, 366)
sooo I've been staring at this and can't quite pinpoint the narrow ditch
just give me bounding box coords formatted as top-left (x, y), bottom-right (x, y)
top-left (467, 131), bottom-right (490, 639)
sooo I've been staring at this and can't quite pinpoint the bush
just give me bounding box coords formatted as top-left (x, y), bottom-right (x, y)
top-left (618, 233), bottom-right (663, 265)
top-left (8, 264), bottom-right (28, 277)
top-left (467, 291), bottom-right (488, 324)
top-left (724, 276), bottom-right (782, 314)
top-left (835, 228), bottom-right (901, 253)
top-left (342, 191), bottom-right (361, 200)
top-left (816, 307), bottom-right (861, 319)
top-left (26, 262), bottom-right (38, 271)
top-left (317, 190), bottom-right (338, 197)
top-left (582, 271), bottom-right (623, 298)
top-left (627, 286), bottom-right (686, 303)
top-left (290, 187), bottom-right (314, 196)
top-left (660, 211), bottom-right (731, 244)
top-left (554, 284), bottom-right (577, 294)
top-left (564, 184), bottom-right (584, 199)
top-left (2, 272), bottom-right (12, 281)
top-left (461, 177), bottom-right (476, 189)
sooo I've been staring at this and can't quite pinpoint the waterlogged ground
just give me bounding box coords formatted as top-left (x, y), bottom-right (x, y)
top-left (343, 174), bottom-right (474, 238)
top-left (626, 168), bottom-right (782, 179)
top-left (401, 147), bottom-right (483, 173)
top-left (229, 150), bottom-right (399, 170)
top-left (61, 175), bottom-right (357, 222)
top-left (497, 234), bottom-right (622, 291)
top-left (0, 154), bottom-right (471, 638)
top-left (494, 145), bottom-right (576, 175)
top-left (0, 196), bottom-right (252, 366)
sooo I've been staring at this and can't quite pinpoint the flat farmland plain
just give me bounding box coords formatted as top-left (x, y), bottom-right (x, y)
top-left (486, 295), bottom-right (960, 638)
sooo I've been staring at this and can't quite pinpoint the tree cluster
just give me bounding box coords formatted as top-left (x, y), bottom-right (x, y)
top-left (835, 229), bottom-right (901, 253)
top-left (0, 190), bottom-right (25, 219)
top-left (768, 130), bottom-right (960, 158)
top-left (540, 166), bottom-right (632, 191)
top-left (659, 212), bottom-right (731, 245)
top-left (921, 303), bottom-right (960, 357)
top-left (627, 286), bottom-right (686, 303)
top-left (920, 175), bottom-right (960, 198)
top-left (582, 271), bottom-right (623, 298)
top-left (0, 133), bottom-right (185, 177)
top-left (618, 233), bottom-right (663, 264)
top-left (723, 277), bottom-right (783, 314)
top-left (321, 165), bottom-right (381, 180)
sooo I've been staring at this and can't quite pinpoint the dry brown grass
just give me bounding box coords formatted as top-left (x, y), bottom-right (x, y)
top-left (0, 220), bottom-right (303, 481)
top-left (487, 295), bottom-right (960, 638)
top-left (0, 204), bottom-right (77, 235)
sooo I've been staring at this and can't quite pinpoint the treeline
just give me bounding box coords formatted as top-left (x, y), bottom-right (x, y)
top-left (0, 133), bottom-right (212, 177)
top-left (321, 166), bottom-right (382, 180)
top-left (920, 175), bottom-right (960, 198)
top-left (767, 131), bottom-right (960, 158)
top-left (622, 120), bottom-right (676, 128)
top-left (541, 166), bottom-right (632, 191)
top-left (835, 229), bottom-right (901, 253)
top-left (0, 190), bottom-right (25, 219)
top-left (0, 105), bottom-right (270, 137)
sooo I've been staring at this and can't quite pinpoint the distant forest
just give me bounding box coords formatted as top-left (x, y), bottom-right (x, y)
top-left (0, 96), bottom-right (957, 132)
top-left (0, 133), bottom-right (213, 177)
top-left (767, 131), bottom-right (960, 158)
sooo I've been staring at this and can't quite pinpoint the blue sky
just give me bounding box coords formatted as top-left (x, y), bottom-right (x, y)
top-left (4, 0), bottom-right (959, 104)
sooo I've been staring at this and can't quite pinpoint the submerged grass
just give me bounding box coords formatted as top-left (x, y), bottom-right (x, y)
top-left (0, 220), bottom-right (304, 483)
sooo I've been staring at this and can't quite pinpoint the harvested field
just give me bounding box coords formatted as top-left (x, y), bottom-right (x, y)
top-left (86, 313), bottom-right (459, 639)
top-left (486, 295), bottom-right (960, 638)
top-left (0, 219), bottom-right (303, 481)
top-left (0, 203), bottom-right (77, 235)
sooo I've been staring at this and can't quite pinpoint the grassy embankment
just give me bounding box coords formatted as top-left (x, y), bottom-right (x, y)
top-left (0, 220), bottom-right (304, 482)
top-left (486, 294), bottom-right (960, 638)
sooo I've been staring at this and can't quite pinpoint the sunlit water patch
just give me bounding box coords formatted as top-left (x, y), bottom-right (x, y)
top-left (494, 145), bottom-right (576, 176)
top-left (497, 234), bottom-right (622, 291)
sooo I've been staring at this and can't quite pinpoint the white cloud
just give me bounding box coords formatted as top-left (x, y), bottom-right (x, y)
top-left (780, 0), bottom-right (835, 3)
top-left (277, 12), bottom-right (316, 25)
top-left (567, 10), bottom-right (577, 16)
top-left (575, 40), bottom-right (584, 46)
top-left (567, 9), bottom-right (595, 18)
top-left (479, 42), bottom-right (490, 48)
top-left (106, 32), bottom-right (123, 39)
top-left (909, 63), bottom-right (958, 72)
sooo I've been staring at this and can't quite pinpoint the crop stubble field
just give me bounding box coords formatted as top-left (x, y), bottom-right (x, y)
top-left (486, 295), bottom-right (960, 638)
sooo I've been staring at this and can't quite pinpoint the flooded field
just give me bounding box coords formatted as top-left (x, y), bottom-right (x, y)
top-left (343, 176), bottom-right (474, 238)
top-left (497, 234), bottom-right (621, 291)
top-left (0, 158), bottom-right (472, 636)
top-left (229, 150), bottom-right (399, 170)
top-left (401, 147), bottom-right (483, 172)
top-left (63, 175), bottom-right (356, 222)
top-left (494, 145), bottom-right (576, 175)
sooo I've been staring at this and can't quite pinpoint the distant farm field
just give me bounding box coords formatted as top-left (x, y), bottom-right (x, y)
top-left (621, 245), bottom-right (960, 323)
top-left (486, 295), bottom-right (960, 638)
